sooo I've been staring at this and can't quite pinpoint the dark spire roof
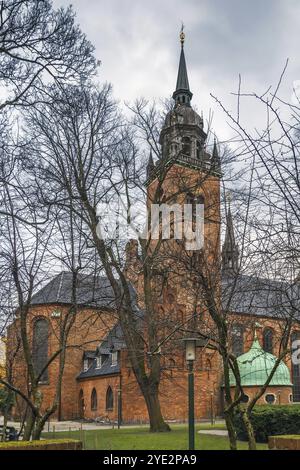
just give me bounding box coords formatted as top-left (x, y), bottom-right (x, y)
top-left (172, 28), bottom-right (193, 106)
top-left (211, 137), bottom-right (221, 172)
top-left (146, 150), bottom-right (155, 178)
top-left (222, 198), bottom-right (239, 274)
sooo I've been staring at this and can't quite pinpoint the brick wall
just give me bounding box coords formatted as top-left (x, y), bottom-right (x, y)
top-left (7, 304), bottom-right (116, 420)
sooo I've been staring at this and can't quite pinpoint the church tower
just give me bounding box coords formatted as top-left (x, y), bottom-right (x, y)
top-left (146, 29), bottom-right (221, 277)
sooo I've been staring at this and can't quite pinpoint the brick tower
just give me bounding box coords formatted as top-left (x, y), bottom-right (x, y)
top-left (145, 28), bottom-right (221, 315)
top-left (143, 30), bottom-right (223, 419)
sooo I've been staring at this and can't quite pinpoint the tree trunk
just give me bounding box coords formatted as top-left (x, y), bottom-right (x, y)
top-left (1, 412), bottom-right (8, 442)
top-left (143, 387), bottom-right (170, 432)
top-left (241, 408), bottom-right (256, 450)
top-left (224, 410), bottom-right (237, 450)
top-left (32, 417), bottom-right (44, 440)
top-left (23, 409), bottom-right (36, 440)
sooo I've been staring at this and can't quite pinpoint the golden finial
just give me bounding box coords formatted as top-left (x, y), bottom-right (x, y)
top-left (180, 22), bottom-right (185, 47)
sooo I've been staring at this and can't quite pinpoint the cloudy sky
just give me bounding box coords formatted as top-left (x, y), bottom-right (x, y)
top-left (53, 0), bottom-right (300, 140)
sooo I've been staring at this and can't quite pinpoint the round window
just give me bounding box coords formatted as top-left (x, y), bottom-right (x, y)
top-left (241, 394), bottom-right (249, 403)
top-left (265, 394), bottom-right (276, 404)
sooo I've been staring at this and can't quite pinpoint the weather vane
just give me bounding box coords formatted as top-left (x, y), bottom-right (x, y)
top-left (180, 22), bottom-right (185, 47)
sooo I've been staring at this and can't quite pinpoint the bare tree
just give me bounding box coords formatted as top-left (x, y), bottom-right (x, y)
top-left (0, 0), bottom-right (97, 110)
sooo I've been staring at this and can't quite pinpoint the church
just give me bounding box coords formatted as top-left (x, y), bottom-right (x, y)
top-left (6, 32), bottom-right (300, 425)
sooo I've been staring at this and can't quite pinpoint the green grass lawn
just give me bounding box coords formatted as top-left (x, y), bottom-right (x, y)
top-left (42, 424), bottom-right (268, 450)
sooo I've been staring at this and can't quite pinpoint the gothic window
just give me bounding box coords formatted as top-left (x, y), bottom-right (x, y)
top-left (196, 141), bottom-right (201, 159)
top-left (182, 137), bottom-right (191, 156)
top-left (186, 194), bottom-right (205, 223)
top-left (32, 318), bottom-right (49, 382)
top-left (106, 386), bottom-right (114, 410)
top-left (169, 358), bottom-right (176, 369)
top-left (263, 328), bottom-right (273, 354)
top-left (231, 324), bottom-right (244, 357)
top-left (91, 388), bottom-right (97, 411)
top-left (291, 331), bottom-right (300, 402)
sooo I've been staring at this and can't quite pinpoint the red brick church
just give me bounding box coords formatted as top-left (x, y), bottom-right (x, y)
top-left (7, 34), bottom-right (300, 424)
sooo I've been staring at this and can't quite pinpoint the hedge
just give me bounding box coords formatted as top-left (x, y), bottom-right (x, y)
top-left (0, 439), bottom-right (82, 451)
top-left (233, 405), bottom-right (300, 443)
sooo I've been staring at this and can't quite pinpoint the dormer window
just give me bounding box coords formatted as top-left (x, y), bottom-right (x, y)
top-left (111, 351), bottom-right (118, 367)
top-left (83, 359), bottom-right (88, 371)
top-left (95, 356), bottom-right (102, 369)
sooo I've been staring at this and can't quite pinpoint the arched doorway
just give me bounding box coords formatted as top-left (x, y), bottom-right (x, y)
top-left (78, 389), bottom-right (85, 419)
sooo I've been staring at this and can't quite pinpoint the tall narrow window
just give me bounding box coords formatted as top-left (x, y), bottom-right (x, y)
top-left (91, 388), bottom-right (97, 411)
top-left (291, 331), bottom-right (300, 402)
top-left (263, 328), bottom-right (273, 354)
top-left (232, 324), bottom-right (244, 357)
top-left (111, 351), bottom-right (118, 367)
top-left (106, 386), bottom-right (114, 410)
top-left (196, 141), bottom-right (201, 159)
top-left (182, 137), bottom-right (191, 156)
top-left (32, 318), bottom-right (49, 382)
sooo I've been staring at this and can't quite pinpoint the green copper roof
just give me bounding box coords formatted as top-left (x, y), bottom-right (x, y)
top-left (229, 334), bottom-right (292, 387)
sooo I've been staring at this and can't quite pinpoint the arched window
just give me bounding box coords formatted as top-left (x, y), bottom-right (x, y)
top-left (169, 358), bottom-right (176, 369)
top-left (196, 141), bottom-right (201, 159)
top-left (106, 386), bottom-right (114, 410)
top-left (182, 137), bottom-right (191, 156)
top-left (263, 328), bottom-right (273, 354)
top-left (232, 324), bottom-right (244, 357)
top-left (186, 194), bottom-right (204, 222)
top-left (32, 318), bottom-right (49, 382)
top-left (291, 331), bottom-right (300, 402)
top-left (91, 388), bottom-right (97, 411)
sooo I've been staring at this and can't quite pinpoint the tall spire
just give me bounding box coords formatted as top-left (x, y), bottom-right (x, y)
top-left (222, 193), bottom-right (239, 274)
top-left (212, 137), bottom-right (221, 172)
top-left (172, 25), bottom-right (193, 107)
top-left (146, 150), bottom-right (154, 178)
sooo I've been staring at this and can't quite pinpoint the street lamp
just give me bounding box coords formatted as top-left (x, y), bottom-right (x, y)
top-left (182, 337), bottom-right (207, 450)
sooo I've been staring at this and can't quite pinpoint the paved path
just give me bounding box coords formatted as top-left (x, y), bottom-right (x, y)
top-left (1, 416), bottom-right (226, 433)
top-left (198, 429), bottom-right (228, 436)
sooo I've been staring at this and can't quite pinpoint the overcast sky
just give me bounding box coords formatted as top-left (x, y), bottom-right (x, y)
top-left (53, 0), bottom-right (300, 140)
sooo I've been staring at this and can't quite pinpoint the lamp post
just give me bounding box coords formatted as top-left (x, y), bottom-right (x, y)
top-left (181, 336), bottom-right (214, 451)
top-left (182, 338), bottom-right (197, 451)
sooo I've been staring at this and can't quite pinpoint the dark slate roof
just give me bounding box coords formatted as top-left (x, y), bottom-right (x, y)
top-left (83, 350), bottom-right (96, 360)
top-left (77, 323), bottom-right (125, 380)
top-left (175, 46), bottom-right (190, 92)
top-left (222, 273), bottom-right (300, 320)
top-left (31, 272), bottom-right (115, 309)
top-left (77, 353), bottom-right (120, 380)
top-left (97, 322), bottom-right (126, 353)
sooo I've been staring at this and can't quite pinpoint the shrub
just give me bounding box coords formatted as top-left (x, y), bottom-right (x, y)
top-left (0, 439), bottom-right (82, 451)
top-left (233, 405), bottom-right (300, 443)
